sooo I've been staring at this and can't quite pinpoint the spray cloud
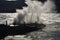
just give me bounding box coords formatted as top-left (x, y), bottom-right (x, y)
top-left (14, 0), bottom-right (58, 24)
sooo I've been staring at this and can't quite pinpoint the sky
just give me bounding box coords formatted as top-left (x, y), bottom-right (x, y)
top-left (6, 0), bottom-right (17, 1)
top-left (0, 0), bottom-right (60, 13)
top-left (0, 0), bottom-right (27, 13)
